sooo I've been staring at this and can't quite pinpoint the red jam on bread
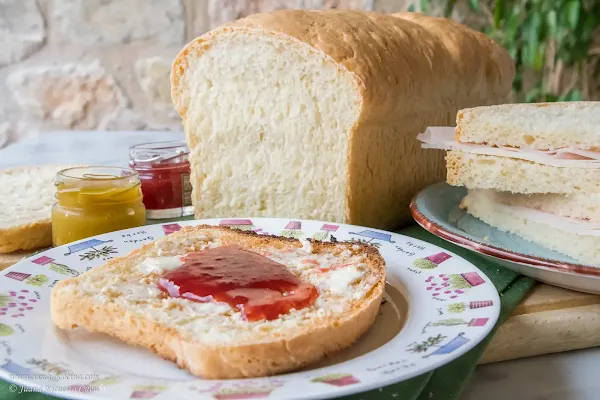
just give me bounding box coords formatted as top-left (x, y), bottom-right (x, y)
top-left (157, 245), bottom-right (319, 321)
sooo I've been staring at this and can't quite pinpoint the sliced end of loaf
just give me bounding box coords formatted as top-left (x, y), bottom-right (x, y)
top-left (172, 26), bottom-right (360, 223)
top-left (446, 150), bottom-right (600, 194)
top-left (51, 226), bottom-right (385, 378)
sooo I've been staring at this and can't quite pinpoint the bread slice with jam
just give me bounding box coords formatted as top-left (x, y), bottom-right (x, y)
top-left (50, 225), bottom-right (386, 379)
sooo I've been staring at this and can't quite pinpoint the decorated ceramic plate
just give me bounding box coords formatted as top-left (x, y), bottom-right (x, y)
top-left (411, 183), bottom-right (600, 294)
top-left (0, 218), bottom-right (499, 400)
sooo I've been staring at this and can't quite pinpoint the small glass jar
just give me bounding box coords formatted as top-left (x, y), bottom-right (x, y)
top-left (52, 167), bottom-right (146, 247)
top-left (128, 141), bottom-right (194, 219)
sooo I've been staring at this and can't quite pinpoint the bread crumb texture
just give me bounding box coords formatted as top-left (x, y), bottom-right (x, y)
top-left (170, 10), bottom-right (515, 229)
top-left (0, 165), bottom-right (78, 252)
top-left (457, 102), bottom-right (600, 150)
top-left (462, 192), bottom-right (600, 265)
top-left (446, 151), bottom-right (600, 194)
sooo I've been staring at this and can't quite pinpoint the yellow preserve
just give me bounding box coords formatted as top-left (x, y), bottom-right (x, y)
top-left (52, 167), bottom-right (146, 246)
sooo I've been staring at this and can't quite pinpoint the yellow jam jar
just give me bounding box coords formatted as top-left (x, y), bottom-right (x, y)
top-left (52, 166), bottom-right (146, 246)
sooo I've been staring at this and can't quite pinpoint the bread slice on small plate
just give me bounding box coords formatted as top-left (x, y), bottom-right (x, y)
top-left (0, 165), bottom-right (78, 253)
top-left (50, 225), bottom-right (386, 379)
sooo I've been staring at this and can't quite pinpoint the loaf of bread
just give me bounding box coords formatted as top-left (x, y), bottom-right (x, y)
top-left (0, 165), bottom-right (76, 253)
top-left (171, 10), bottom-right (514, 230)
top-left (51, 226), bottom-right (385, 378)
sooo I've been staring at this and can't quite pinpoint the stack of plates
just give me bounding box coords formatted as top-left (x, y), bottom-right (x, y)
top-left (411, 182), bottom-right (600, 294)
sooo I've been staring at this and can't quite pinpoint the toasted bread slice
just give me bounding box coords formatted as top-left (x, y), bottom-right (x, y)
top-left (51, 225), bottom-right (386, 379)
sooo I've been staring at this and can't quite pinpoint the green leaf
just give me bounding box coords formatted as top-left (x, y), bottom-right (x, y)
top-left (421, 0), bottom-right (430, 13)
top-left (505, 5), bottom-right (521, 38)
top-left (407, 3), bottom-right (415, 12)
top-left (513, 70), bottom-right (523, 93)
top-left (561, 89), bottom-right (584, 101)
top-left (444, 0), bottom-right (458, 17)
top-left (533, 42), bottom-right (546, 71)
top-left (525, 87), bottom-right (542, 103)
top-left (525, 13), bottom-right (542, 67)
top-left (566, 0), bottom-right (581, 30)
top-left (546, 10), bottom-right (558, 38)
top-left (494, 0), bottom-right (505, 29)
top-left (468, 0), bottom-right (479, 12)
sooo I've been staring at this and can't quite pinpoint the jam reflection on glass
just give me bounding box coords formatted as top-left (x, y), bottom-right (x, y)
top-left (157, 246), bottom-right (319, 321)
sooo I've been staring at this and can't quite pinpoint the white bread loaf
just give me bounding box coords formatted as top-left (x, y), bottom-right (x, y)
top-left (0, 165), bottom-right (77, 253)
top-left (457, 102), bottom-right (600, 150)
top-left (171, 10), bottom-right (514, 230)
top-left (51, 225), bottom-right (386, 379)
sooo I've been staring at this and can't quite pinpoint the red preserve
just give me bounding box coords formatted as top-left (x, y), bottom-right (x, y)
top-left (157, 246), bottom-right (319, 321)
top-left (128, 141), bottom-right (193, 219)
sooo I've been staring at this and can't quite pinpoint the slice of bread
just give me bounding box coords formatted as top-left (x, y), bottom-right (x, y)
top-left (456, 102), bottom-right (600, 150)
top-left (446, 150), bottom-right (600, 194)
top-left (51, 225), bottom-right (386, 379)
top-left (171, 10), bottom-right (514, 230)
top-left (0, 165), bottom-right (78, 253)
top-left (490, 190), bottom-right (600, 223)
top-left (461, 191), bottom-right (600, 265)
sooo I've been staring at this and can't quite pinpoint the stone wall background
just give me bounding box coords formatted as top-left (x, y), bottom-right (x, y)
top-left (0, 0), bottom-right (473, 149)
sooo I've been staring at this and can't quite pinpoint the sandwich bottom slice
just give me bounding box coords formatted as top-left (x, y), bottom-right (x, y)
top-left (51, 226), bottom-right (386, 379)
top-left (446, 150), bottom-right (600, 194)
top-left (460, 190), bottom-right (600, 266)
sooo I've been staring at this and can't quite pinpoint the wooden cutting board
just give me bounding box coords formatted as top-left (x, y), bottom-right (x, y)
top-left (1, 254), bottom-right (598, 363)
top-left (481, 283), bottom-right (600, 363)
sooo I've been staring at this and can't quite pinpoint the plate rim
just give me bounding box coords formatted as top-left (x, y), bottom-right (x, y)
top-left (410, 183), bottom-right (600, 277)
top-left (0, 217), bottom-right (501, 400)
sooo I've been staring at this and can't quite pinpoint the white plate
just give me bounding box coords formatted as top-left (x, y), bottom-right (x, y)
top-left (411, 182), bottom-right (600, 294)
top-left (0, 218), bottom-right (500, 400)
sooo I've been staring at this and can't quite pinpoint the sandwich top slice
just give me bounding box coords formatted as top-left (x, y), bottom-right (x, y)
top-left (461, 189), bottom-right (600, 265)
top-left (51, 225), bottom-right (386, 379)
top-left (418, 102), bottom-right (600, 194)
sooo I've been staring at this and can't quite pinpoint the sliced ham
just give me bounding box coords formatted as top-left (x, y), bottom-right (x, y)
top-left (418, 127), bottom-right (600, 168)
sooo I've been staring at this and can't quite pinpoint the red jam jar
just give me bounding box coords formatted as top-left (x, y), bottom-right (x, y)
top-left (128, 141), bottom-right (194, 219)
